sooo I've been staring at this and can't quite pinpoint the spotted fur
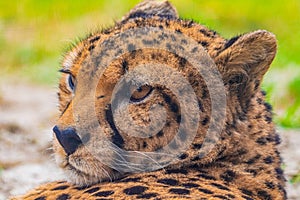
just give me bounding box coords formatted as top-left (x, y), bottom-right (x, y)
top-left (12, 0), bottom-right (286, 199)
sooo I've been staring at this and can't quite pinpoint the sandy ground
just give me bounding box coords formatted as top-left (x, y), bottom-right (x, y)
top-left (0, 82), bottom-right (299, 200)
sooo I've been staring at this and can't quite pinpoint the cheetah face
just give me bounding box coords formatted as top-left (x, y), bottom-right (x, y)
top-left (53, 0), bottom-right (277, 186)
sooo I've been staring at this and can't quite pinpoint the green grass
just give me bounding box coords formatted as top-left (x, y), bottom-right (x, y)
top-left (290, 173), bottom-right (300, 184)
top-left (0, 0), bottom-right (299, 128)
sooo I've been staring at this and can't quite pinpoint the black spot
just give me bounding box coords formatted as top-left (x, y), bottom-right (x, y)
top-left (199, 41), bottom-right (208, 47)
top-left (214, 46), bottom-right (222, 51)
top-left (199, 29), bottom-right (211, 37)
top-left (56, 194), bottom-right (70, 200)
top-left (165, 20), bottom-right (170, 27)
top-left (210, 183), bottom-right (230, 191)
top-left (166, 43), bottom-right (172, 50)
top-left (178, 57), bottom-right (187, 68)
top-left (224, 35), bottom-right (241, 49)
top-left (242, 196), bottom-right (254, 200)
top-left (166, 121), bottom-right (171, 127)
top-left (94, 199), bottom-right (113, 200)
top-left (137, 193), bottom-right (158, 199)
top-left (124, 186), bottom-right (148, 195)
top-left (196, 173), bottom-right (217, 181)
top-left (198, 100), bottom-right (204, 112)
top-left (213, 195), bottom-right (230, 200)
top-left (265, 181), bottom-right (275, 189)
top-left (229, 74), bottom-right (244, 85)
top-left (170, 34), bottom-right (177, 42)
top-left (257, 98), bottom-right (263, 104)
top-left (157, 178), bottom-right (179, 186)
top-left (178, 153), bottom-right (188, 160)
top-left (257, 190), bottom-right (271, 199)
top-left (93, 191), bottom-right (114, 197)
top-left (254, 80), bottom-right (260, 90)
top-left (201, 117), bottom-right (209, 126)
top-left (141, 141), bottom-right (147, 148)
top-left (182, 20), bottom-right (194, 28)
top-left (166, 168), bottom-right (188, 175)
top-left (198, 188), bottom-right (213, 194)
top-left (238, 148), bottom-right (248, 156)
top-left (121, 60), bottom-right (129, 72)
top-left (191, 156), bottom-right (201, 161)
top-left (73, 185), bottom-right (88, 190)
top-left (88, 44), bottom-right (95, 51)
top-left (275, 167), bottom-right (284, 179)
top-left (105, 104), bottom-right (124, 148)
top-left (274, 134), bottom-right (281, 145)
top-left (202, 89), bottom-right (208, 99)
top-left (181, 39), bottom-right (187, 45)
top-left (51, 185), bottom-right (69, 190)
top-left (142, 39), bottom-right (154, 46)
top-left (34, 197), bottom-right (46, 200)
top-left (189, 178), bottom-right (199, 182)
top-left (255, 114), bottom-right (262, 119)
top-left (162, 93), bottom-right (171, 104)
top-left (245, 169), bottom-right (258, 176)
top-left (120, 177), bottom-right (141, 182)
top-left (170, 103), bottom-right (179, 113)
top-left (240, 188), bottom-right (253, 196)
top-left (192, 143), bottom-right (202, 149)
top-left (256, 137), bottom-right (267, 145)
top-left (227, 194), bottom-right (236, 198)
top-left (261, 90), bottom-right (267, 96)
top-left (127, 44), bottom-right (136, 52)
top-left (245, 155), bottom-right (261, 164)
top-left (169, 188), bottom-right (190, 195)
top-left (89, 36), bottom-right (100, 43)
top-left (265, 115), bottom-right (272, 123)
top-left (264, 156), bottom-right (273, 164)
top-left (175, 29), bottom-right (182, 33)
top-left (157, 130), bottom-right (164, 137)
top-left (220, 170), bottom-right (236, 182)
top-left (264, 102), bottom-right (273, 111)
top-left (182, 183), bottom-right (199, 188)
top-left (278, 184), bottom-right (287, 199)
top-left (84, 187), bottom-right (100, 194)
top-left (239, 113), bottom-right (247, 121)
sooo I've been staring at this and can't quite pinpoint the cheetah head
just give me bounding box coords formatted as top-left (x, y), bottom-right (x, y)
top-left (53, 0), bottom-right (277, 186)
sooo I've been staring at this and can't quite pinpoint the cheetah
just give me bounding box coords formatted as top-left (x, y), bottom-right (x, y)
top-left (12, 0), bottom-right (286, 199)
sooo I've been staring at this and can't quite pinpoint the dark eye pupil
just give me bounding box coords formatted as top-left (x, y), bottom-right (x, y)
top-left (136, 87), bottom-right (143, 92)
top-left (68, 75), bottom-right (75, 91)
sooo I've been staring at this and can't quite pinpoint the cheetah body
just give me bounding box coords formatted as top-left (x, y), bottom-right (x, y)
top-left (13, 1), bottom-right (286, 199)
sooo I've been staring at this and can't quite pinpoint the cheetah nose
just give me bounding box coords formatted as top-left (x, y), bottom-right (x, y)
top-left (53, 126), bottom-right (82, 155)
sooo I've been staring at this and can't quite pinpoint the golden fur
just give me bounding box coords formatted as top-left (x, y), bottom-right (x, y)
top-left (12, 0), bottom-right (286, 199)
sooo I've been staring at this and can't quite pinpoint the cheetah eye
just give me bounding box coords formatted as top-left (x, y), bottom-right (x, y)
top-left (130, 85), bottom-right (153, 103)
top-left (68, 75), bottom-right (76, 91)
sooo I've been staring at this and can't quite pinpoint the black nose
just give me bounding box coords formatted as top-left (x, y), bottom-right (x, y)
top-left (53, 126), bottom-right (82, 155)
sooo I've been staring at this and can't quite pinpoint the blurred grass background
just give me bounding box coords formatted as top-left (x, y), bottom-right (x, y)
top-left (0, 0), bottom-right (299, 128)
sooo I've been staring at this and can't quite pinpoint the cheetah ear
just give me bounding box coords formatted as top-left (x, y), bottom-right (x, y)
top-left (122, 0), bottom-right (179, 21)
top-left (217, 30), bottom-right (277, 106)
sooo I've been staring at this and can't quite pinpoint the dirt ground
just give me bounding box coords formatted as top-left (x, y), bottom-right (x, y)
top-left (0, 81), bottom-right (299, 200)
